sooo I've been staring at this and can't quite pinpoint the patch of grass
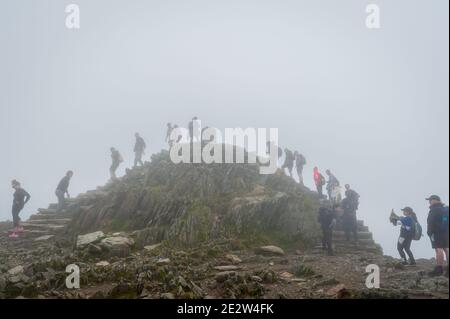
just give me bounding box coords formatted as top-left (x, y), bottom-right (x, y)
top-left (292, 264), bottom-right (315, 278)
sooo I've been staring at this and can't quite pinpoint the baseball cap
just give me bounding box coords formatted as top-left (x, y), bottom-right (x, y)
top-left (425, 195), bottom-right (441, 201)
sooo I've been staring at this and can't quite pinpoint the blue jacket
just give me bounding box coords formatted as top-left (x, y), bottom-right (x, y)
top-left (399, 216), bottom-right (415, 238)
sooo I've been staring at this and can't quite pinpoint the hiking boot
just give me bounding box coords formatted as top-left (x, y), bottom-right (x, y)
top-left (401, 259), bottom-right (409, 266)
top-left (8, 232), bottom-right (19, 238)
top-left (428, 266), bottom-right (444, 277)
top-left (409, 260), bottom-right (417, 266)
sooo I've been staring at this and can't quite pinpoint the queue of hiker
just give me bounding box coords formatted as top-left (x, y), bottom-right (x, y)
top-left (6, 117), bottom-right (450, 278)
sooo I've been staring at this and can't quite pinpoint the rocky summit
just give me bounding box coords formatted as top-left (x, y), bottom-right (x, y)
top-left (0, 150), bottom-right (448, 299)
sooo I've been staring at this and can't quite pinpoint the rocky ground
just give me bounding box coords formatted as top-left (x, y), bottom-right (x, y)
top-left (0, 224), bottom-right (448, 299)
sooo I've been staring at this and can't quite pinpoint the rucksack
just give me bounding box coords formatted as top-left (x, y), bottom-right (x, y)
top-left (440, 206), bottom-right (449, 233)
top-left (412, 221), bottom-right (423, 241)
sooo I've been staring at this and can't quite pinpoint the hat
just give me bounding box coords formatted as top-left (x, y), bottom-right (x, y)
top-left (426, 195), bottom-right (441, 201)
top-left (401, 207), bottom-right (414, 214)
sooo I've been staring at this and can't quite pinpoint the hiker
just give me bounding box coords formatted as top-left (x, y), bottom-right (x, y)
top-left (294, 151), bottom-right (307, 185)
top-left (188, 117), bottom-right (200, 142)
top-left (282, 148), bottom-right (295, 177)
top-left (165, 123), bottom-right (173, 145)
top-left (345, 184), bottom-right (360, 211)
top-left (326, 170), bottom-right (340, 202)
top-left (10, 180), bottom-right (31, 238)
top-left (55, 171), bottom-right (74, 211)
top-left (341, 195), bottom-right (358, 244)
top-left (110, 147), bottom-right (123, 180)
top-left (313, 167), bottom-right (326, 199)
top-left (426, 195), bottom-right (449, 277)
top-left (390, 207), bottom-right (417, 265)
top-left (134, 133), bottom-right (146, 167)
top-left (318, 203), bottom-right (337, 256)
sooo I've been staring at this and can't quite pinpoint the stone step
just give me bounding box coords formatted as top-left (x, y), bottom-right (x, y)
top-left (39, 208), bottom-right (58, 214)
top-left (333, 231), bottom-right (373, 240)
top-left (21, 223), bottom-right (66, 231)
top-left (335, 225), bottom-right (369, 232)
top-left (26, 218), bottom-right (72, 225)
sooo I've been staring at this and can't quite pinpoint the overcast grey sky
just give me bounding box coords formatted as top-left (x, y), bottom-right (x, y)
top-left (0, 0), bottom-right (448, 258)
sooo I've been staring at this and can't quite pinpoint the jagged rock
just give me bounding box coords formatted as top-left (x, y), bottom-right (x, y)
top-left (95, 261), bottom-right (110, 267)
top-left (214, 265), bottom-right (240, 271)
top-left (225, 254), bottom-right (242, 264)
top-left (34, 235), bottom-right (55, 242)
top-left (161, 292), bottom-right (175, 299)
top-left (251, 276), bottom-right (263, 283)
top-left (190, 281), bottom-right (204, 298)
top-left (76, 231), bottom-right (105, 248)
top-left (144, 243), bottom-right (162, 251)
top-left (100, 236), bottom-right (135, 257)
top-left (215, 271), bottom-right (236, 283)
top-left (325, 284), bottom-right (349, 298)
top-left (8, 266), bottom-right (24, 276)
top-left (256, 245), bottom-right (285, 256)
top-left (157, 258), bottom-right (171, 265)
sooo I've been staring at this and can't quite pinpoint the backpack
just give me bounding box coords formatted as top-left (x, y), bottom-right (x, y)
top-left (412, 221), bottom-right (422, 241)
top-left (440, 206), bottom-right (449, 233)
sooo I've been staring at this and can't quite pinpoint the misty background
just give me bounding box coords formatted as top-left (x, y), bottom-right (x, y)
top-left (0, 0), bottom-right (448, 258)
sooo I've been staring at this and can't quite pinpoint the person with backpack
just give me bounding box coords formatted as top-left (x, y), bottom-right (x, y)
top-left (326, 170), bottom-right (340, 202)
top-left (9, 180), bottom-right (31, 238)
top-left (282, 148), bottom-right (295, 178)
top-left (313, 167), bottom-right (326, 199)
top-left (110, 147), bottom-right (123, 180)
top-left (294, 151), bottom-right (307, 185)
top-left (341, 195), bottom-right (358, 245)
top-left (345, 184), bottom-right (360, 211)
top-left (390, 207), bottom-right (417, 265)
top-left (55, 170), bottom-right (74, 211)
top-left (426, 195), bottom-right (449, 277)
top-left (133, 133), bottom-right (147, 167)
top-left (165, 123), bottom-right (173, 145)
top-left (318, 203), bottom-right (337, 256)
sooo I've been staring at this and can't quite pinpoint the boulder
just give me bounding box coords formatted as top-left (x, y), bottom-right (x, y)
top-left (76, 231), bottom-right (105, 248)
top-left (256, 245), bottom-right (285, 256)
top-left (215, 271), bottom-right (236, 283)
top-left (100, 236), bottom-right (135, 257)
top-left (144, 243), bottom-right (162, 252)
top-left (225, 254), bottom-right (242, 264)
top-left (8, 266), bottom-right (24, 276)
top-left (214, 265), bottom-right (240, 271)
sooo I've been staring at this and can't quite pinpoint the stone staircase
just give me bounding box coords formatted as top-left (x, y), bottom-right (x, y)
top-left (10, 201), bottom-right (76, 242)
top-left (313, 219), bottom-right (383, 255)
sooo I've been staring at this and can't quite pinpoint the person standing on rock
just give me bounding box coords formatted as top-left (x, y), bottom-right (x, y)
top-left (110, 147), bottom-right (123, 180)
top-left (9, 180), bottom-right (31, 238)
top-left (313, 167), bottom-right (326, 199)
top-left (318, 203), bottom-right (337, 256)
top-left (188, 117), bottom-right (200, 142)
top-left (340, 194), bottom-right (358, 245)
top-left (345, 184), bottom-right (360, 211)
top-left (426, 195), bottom-right (449, 277)
top-left (326, 170), bottom-right (340, 202)
top-left (294, 151), bottom-right (307, 185)
top-left (282, 148), bottom-right (295, 177)
top-left (165, 123), bottom-right (173, 145)
top-left (55, 171), bottom-right (74, 211)
top-left (133, 133), bottom-right (146, 167)
top-left (391, 207), bottom-right (417, 265)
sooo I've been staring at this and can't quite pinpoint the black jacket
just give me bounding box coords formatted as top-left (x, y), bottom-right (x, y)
top-left (427, 203), bottom-right (449, 236)
top-left (318, 207), bottom-right (336, 230)
top-left (13, 188), bottom-right (31, 208)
